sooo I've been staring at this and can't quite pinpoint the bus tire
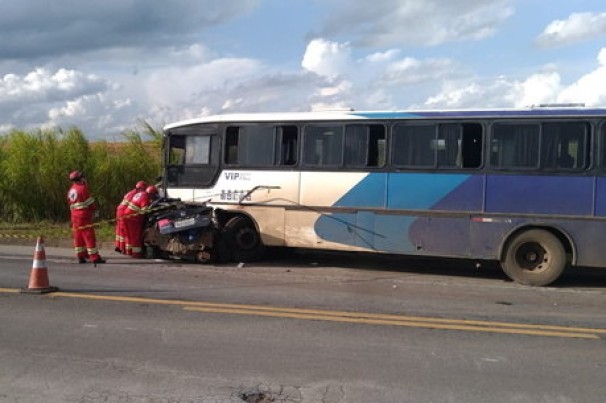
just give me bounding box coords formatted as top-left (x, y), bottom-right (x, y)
top-left (223, 216), bottom-right (266, 262)
top-left (501, 229), bottom-right (567, 286)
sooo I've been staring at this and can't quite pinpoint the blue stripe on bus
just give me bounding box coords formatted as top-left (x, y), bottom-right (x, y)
top-left (328, 173), bottom-right (473, 210)
top-left (313, 172), bottom-right (597, 254)
top-left (596, 177), bottom-right (606, 216)
top-left (485, 175), bottom-right (593, 215)
top-left (314, 173), bottom-right (474, 252)
top-left (322, 172), bottom-right (593, 216)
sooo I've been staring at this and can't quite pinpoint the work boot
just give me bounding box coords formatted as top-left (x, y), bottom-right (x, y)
top-left (92, 258), bottom-right (106, 268)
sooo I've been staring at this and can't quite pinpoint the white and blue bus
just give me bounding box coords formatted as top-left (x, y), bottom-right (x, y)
top-left (161, 105), bottom-right (606, 286)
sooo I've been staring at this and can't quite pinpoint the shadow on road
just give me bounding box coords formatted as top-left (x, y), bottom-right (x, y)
top-left (259, 247), bottom-right (606, 289)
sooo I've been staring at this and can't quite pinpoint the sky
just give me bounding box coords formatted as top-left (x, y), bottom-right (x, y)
top-left (1, 0), bottom-right (606, 140)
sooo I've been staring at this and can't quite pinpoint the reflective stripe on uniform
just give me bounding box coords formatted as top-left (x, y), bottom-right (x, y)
top-left (70, 197), bottom-right (95, 210)
top-left (125, 200), bottom-right (144, 213)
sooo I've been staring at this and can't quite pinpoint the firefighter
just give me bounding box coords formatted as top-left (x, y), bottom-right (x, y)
top-left (146, 185), bottom-right (159, 203)
top-left (114, 181), bottom-right (146, 254)
top-left (67, 170), bottom-right (105, 264)
top-left (123, 185), bottom-right (156, 258)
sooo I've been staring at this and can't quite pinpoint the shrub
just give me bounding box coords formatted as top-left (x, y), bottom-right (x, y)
top-left (0, 123), bottom-right (162, 223)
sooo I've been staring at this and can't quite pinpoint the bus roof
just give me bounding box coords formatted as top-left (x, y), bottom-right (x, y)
top-left (163, 106), bottom-right (606, 130)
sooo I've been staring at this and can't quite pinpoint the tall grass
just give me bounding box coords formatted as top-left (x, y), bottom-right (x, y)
top-left (0, 123), bottom-right (163, 224)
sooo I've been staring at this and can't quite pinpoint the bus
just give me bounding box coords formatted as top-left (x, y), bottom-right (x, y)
top-left (160, 105), bottom-right (606, 286)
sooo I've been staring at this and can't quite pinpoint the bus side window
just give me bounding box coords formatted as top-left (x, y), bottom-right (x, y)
top-left (392, 124), bottom-right (435, 168)
top-left (303, 125), bottom-right (343, 167)
top-left (344, 125), bottom-right (367, 167)
top-left (277, 126), bottom-right (298, 166)
top-left (491, 123), bottom-right (539, 169)
top-left (437, 123), bottom-right (482, 169)
top-left (542, 122), bottom-right (588, 170)
top-left (225, 126), bottom-right (276, 166)
top-left (368, 125), bottom-right (386, 167)
top-left (225, 127), bottom-right (239, 164)
top-left (437, 124), bottom-right (461, 168)
top-left (461, 123), bottom-right (483, 168)
top-left (166, 135), bottom-right (186, 185)
top-left (168, 135), bottom-right (186, 165)
top-left (344, 124), bottom-right (386, 168)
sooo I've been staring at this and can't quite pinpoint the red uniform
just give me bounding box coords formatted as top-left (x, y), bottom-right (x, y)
top-left (123, 191), bottom-right (152, 258)
top-left (114, 188), bottom-right (139, 253)
top-left (67, 181), bottom-right (102, 262)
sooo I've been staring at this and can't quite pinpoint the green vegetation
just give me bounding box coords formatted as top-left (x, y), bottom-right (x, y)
top-left (0, 122), bottom-right (163, 240)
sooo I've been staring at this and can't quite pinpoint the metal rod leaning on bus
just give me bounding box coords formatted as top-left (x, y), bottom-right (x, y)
top-left (236, 186), bottom-right (383, 239)
top-left (238, 186), bottom-right (282, 204)
top-left (178, 184), bottom-right (380, 238)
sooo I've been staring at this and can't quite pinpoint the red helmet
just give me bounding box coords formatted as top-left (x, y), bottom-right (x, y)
top-left (135, 181), bottom-right (147, 190)
top-left (146, 185), bottom-right (158, 195)
top-left (69, 170), bottom-right (83, 181)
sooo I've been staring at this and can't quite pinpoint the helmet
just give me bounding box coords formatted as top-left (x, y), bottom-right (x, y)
top-left (69, 170), bottom-right (83, 181)
top-left (145, 185), bottom-right (158, 195)
top-left (135, 181), bottom-right (147, 190)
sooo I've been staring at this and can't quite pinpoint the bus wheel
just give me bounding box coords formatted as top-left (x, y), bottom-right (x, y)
top-left (501, 229), bottom-right (566, 286)
top-left (223, 216), bottom-right (266, 262)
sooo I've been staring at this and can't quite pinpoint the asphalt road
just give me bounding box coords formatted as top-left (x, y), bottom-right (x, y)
top-left (1, 242), bottom-right (606, 402)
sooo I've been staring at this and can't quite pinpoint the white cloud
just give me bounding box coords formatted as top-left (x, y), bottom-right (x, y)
top-left (301, 39), bottom-right (356, 109)
top-left (43, 92), bottom-right (137, 137)
top-left (48, 98), bottom-right (87, 119)
top-left (145, 58), bottom-right (263, 102)
top-left (0, 68), bottom-right (107, 102)
top-left (556, 48), bottom-right (606, 105)
top-left (140, 57), bottom-right (266, 124)
top-left (317, 0), bottom-right (514, 47)
top-left (510, 70), bottom-right (563, 107)
top-left (364, 49), bottom-right (400, 63)
top-left (0, 123), bottom-right (15, 132)
top-left (423, 48), bottom-right (606, 109)
top-left (300, 37), bottom-right (480, 111)
top-left (0, 68), bottom-right (113, 134)
top-left (536, 12), bottom-right (606, 48)
top-left (424, 71), bottom-right (563, 109)
top-left (302, 39), bottom-right (353, 78)
top-left (423, 78), bottom-right (519, 109)
top-left (382, 57), bottom-right (460, 85)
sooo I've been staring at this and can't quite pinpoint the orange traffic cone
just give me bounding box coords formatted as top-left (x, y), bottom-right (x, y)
top-left (21, 236), bottom-right (59, 294)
